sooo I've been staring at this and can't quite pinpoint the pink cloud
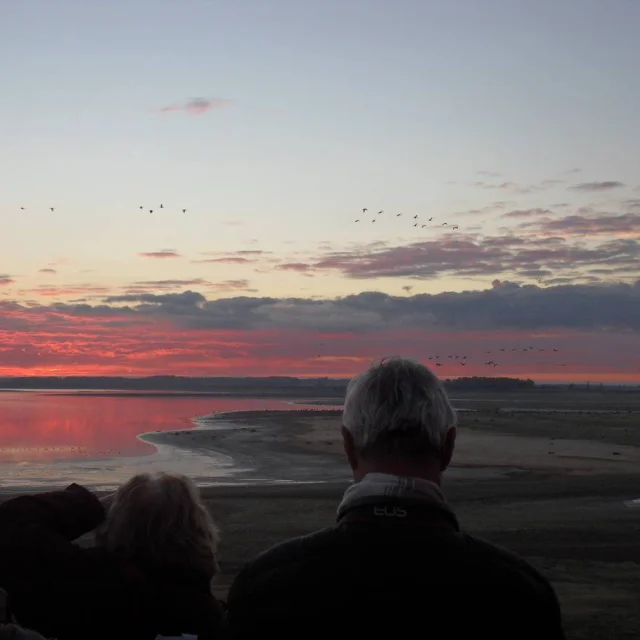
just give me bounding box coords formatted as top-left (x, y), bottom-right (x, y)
top-left (193, 257), bottom-right (253, 264)
top-left (156, 97), bottom-right (232, 116)
top-left (570, 181), bottom-right (626, 192)
top-left (138, 250), bottom-right (182, 259)
top-left (501, 208), bottom-right (553, 219)
top-left (0, 291), bottom-right (638, 382)
top-left (275, 262), bottom-right (314, 273)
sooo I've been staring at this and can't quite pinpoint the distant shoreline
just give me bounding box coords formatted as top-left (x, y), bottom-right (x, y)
top-left (0, 388), bottom-right (346, 400)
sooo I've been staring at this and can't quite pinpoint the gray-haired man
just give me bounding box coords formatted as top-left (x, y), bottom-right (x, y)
top-left (227, 357), bottom-right (565, 639)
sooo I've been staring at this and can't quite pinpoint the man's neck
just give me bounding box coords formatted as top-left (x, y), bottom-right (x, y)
top-left (353, 459), bottom-right (442, 485)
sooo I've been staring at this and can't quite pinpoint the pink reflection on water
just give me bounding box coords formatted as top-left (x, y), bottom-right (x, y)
top-left (0, 392), bottom-right (294, 463)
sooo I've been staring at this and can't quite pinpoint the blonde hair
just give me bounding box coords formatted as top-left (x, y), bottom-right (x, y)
top-left (101, 472), bottom-right (219, 576)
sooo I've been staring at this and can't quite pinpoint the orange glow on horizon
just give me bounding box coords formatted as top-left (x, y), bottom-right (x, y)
top-left (0, 304), bottom-right (638, 383)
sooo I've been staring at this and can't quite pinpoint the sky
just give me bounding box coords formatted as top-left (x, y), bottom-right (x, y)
top-left (1, 0), bottom-right (639, 382)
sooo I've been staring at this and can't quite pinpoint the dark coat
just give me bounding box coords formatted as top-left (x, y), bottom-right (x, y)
top-left (227, 498), bottom-right (565, 639)
top-left (0, 484), bottom-right (224, 640)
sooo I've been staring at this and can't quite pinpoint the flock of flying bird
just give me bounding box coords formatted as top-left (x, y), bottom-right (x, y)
top-left (426, 346), bottom-right (566, 369)
top-left (356, 208), bottom-right (460, 231)
top-left (20, 205), bottom-right (454, 225)
top-left (315, 341), bottom-right (568, 368)
top-left (18, 205), bottom-right (188, 214)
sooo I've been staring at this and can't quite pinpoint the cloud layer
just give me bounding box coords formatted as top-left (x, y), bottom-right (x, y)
top-left (0, 283), bottom-right (638, 381)
top-left (4, 178), bottom-right (639, 381)
top-left (287, 210), bottom-right (640, 284)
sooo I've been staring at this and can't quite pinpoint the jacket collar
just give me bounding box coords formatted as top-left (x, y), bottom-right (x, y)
top-left (337, 497), bottom-right (460, 532)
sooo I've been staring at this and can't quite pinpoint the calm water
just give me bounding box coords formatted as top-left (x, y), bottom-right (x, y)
top-left (0, 391), bottom-right (309, 490)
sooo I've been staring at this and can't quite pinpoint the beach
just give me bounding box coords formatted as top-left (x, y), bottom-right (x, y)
top-left (151, 401), bottom-right (640, 640)
top-left (2, 395), bottom-right (640, 638)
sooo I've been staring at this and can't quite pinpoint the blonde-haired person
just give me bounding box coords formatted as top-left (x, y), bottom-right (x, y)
top-left (0, 473), bottom-right (224, 640)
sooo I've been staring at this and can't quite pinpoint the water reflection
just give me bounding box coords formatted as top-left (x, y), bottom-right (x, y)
top-left (0, 392), bottom-right (295, 463)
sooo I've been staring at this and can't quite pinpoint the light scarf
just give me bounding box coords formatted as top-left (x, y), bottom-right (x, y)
top-left (336, 472), bottom-right (451, 520)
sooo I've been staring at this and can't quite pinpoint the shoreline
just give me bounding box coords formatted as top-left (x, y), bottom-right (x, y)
top-left (4, 393), bottom-right (640, 491)
top-left (139, 407), bottom-right (351, 486)
top-left (142, 405), bottom-right (640, 484)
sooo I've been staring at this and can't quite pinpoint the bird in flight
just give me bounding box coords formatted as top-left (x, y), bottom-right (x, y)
top-left (452, 225), bottom-right (459, 230)
top-left (441, 222), bottom-right (448, 226)
top-left (396, 213), bottom-right (402, 217)
top-left (354, 219), bottom-right (360, 223)
top-left (139, 206), bottom-right (144, 210)
top-left (372, 219), bottom-right (377, 223)
top-left (159, 204), bottom-right (164, 209)
top-left (149, 209), bottom-right (153, 214)
top-left (413, 215), bottom-right (418, 219)
top-left (413, 223), bottom-right (418, 227)
top-left (428, 217), bottom-right (433, 221)
top-left (362, 208), bottom-right (368, 213)
top-left (182, 209), bottom-right (187, 213)
top-left (377, 210), bottom-right (383, 215)
top-left (20, 207), bottom-right (25, 211)
top-left (49, 207), bottom-right (55, 212)
top-left (421, 224), bottom-right (426, 228)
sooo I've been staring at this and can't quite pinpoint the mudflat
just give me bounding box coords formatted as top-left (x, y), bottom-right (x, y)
top-left (194, 392), bottom-right (640, 640)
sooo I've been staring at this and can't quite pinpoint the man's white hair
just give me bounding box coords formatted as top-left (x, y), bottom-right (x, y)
top-left (342, 357), bottom-right (457, 458)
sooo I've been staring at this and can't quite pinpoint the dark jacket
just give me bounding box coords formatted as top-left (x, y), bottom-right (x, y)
top-left (226, 498), bottom-right (565, 639)
top-left (0, 484), bottom-right (223, 640)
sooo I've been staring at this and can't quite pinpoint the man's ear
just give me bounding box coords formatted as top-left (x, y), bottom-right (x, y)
top-left (440, 426), bottom-right (456, 471)
top-left (342, 426), bottom-right (359, 472)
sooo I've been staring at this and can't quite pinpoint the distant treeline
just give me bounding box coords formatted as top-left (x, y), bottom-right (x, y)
top-left (442, 376), bottom-right (535, 390)
top-left (0, 376), bottom-right (348, 397)
top-left (1, 376), bottom-right (635, 394)
top-left (0, 374), bottom-right (536, 394)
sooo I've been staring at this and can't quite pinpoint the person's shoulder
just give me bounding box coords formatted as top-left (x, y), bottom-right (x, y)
top-left (461, 532), bottom-right (556, 594)
top-left (229, 525), bottom-right (337, 593)
top-left (247, 526), bottom-right (338, 570)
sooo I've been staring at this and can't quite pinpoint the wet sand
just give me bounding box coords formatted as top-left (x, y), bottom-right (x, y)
top-left (150, 404), bottom-right (640, 639)
top-left (144, 404), bottom-right (640, 479)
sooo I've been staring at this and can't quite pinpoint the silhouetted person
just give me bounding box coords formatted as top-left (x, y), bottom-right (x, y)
top-left (226, 357), bottom-right (564, 639)
top-left (0, 473), bottom-right (224, 640)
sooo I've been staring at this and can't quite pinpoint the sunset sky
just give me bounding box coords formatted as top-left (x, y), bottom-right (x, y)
top-left (1, 0), bottom-right (639, 382)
